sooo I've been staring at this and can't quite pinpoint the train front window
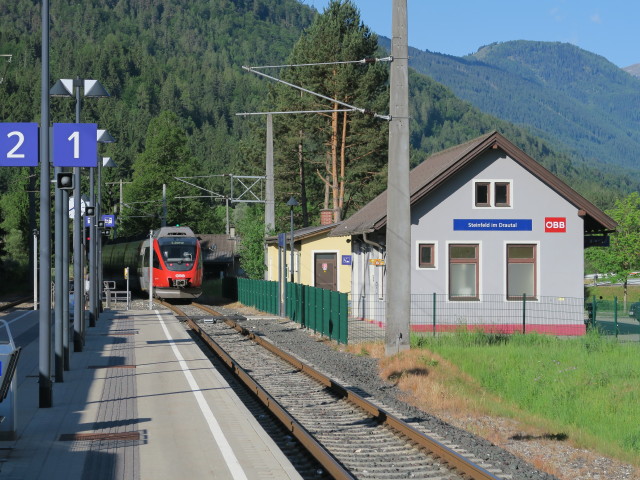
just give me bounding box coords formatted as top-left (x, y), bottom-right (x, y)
top-left (158, 238), bottom-right (197, 271)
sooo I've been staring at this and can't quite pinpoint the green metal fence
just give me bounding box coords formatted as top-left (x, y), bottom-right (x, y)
top-left (585, 296), bottom-right (640, 342)
top-left (237, 278), bottom-right (348, 344)
top-left (237, 278), bottom-right (279, 315)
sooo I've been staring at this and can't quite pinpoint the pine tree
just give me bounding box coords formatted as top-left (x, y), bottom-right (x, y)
top-left (272, 0), bottom-right (388, 224)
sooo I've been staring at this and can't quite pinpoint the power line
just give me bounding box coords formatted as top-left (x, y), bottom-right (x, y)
top-left (242, 64), bottom-right (390, 121)
top-left (236, 108), bottom-right (356, 116)
top-left (248, 56), bottom-right (392, 70)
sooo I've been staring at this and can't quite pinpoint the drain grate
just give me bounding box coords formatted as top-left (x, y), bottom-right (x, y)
top-left (59, 431), bottom-right (140, 441)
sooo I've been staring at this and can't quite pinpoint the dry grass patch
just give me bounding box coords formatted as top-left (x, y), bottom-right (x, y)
top-left (220, 301), bottom-right (266, 316)
top-left (377, 348), bottom-right (502, 416)
top-left (343, 344), bottom-right (640, 480)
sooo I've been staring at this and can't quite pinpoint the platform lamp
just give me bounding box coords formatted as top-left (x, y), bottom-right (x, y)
top-left (50, 77), bottom-right (110, 352)
top-left (95, 152), bottom-right (117, 320)
top-left (287, 197), bottom-right (298, 283)
top-left (89, 132), bottom-right (116, 325)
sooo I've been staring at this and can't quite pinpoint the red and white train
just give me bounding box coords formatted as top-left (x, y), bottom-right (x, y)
top-left (102, 226), bottom-right (203, 299)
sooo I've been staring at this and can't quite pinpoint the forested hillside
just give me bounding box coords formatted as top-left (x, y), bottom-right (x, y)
top-left (385, 38), bottom-right (640, 175)
top-left (1, 0), bottom-right (638, 283)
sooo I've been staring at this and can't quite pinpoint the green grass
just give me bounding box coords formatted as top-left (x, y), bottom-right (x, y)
top-left (412, 330), bottom-right (640, 464)
top-left (585, 284), bottom-right (640, 302)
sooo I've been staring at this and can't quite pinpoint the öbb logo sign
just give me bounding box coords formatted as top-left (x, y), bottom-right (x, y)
top-left (545, 217), bottom-right (566, 233)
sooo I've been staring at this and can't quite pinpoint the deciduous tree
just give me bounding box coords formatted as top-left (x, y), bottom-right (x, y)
top-left (585, 192), bottom-right (640, 306)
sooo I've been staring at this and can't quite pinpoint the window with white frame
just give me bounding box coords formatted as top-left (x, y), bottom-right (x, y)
top-left (474, 180), bottom-right (511, 208)
top-left (506, 244), bottom-right (537, 300)
top-left (449, 244), bottom-right (479, 300)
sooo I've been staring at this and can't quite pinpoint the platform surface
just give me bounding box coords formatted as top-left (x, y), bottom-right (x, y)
top-left (0, 308), bottom-right (301, 480)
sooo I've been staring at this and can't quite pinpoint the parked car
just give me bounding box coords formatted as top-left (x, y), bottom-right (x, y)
top-left (628, 302), bottom-right (640, 321)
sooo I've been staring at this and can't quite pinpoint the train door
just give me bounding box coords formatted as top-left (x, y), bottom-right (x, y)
top-left (139, 240), bottom-right (150, 292)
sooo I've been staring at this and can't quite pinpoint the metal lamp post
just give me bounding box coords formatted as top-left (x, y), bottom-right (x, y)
top-left (95, 152), bottom-right (117, 320)
top-left (287, 197), bottom-right (298, 283)
top-left (89, 132), bottom-right (116, 325)
top-left (39, 0), bottom-right (52, 407)
top-left (50, 77), bottom-right (110, 351)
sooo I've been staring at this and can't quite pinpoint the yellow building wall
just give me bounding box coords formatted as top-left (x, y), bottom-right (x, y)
top-left (265, 234), bottom-right (352, 293)
top-left (300, 235), bottom-right (351, 293)
top-left (265, 244), bottom-right (280, 282)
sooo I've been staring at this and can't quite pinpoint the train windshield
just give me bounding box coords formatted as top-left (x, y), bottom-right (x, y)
top-left (158, 237), bottom-right (198, 271)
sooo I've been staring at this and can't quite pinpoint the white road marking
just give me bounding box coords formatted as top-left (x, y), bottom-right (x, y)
top-left (155, 310), bottom-right (248, 480)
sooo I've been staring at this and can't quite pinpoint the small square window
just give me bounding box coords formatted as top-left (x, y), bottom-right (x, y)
top-left (474, 180), bottom-right (511, 208)
top-left (475, 182), bottom-right (490, 207)
top-left (495, 182), bottom-right (510, 207)
top-left (418, 243), bottom-right (435, 268)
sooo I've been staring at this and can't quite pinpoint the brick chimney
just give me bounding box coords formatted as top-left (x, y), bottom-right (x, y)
top-left (320, 209), bottom-right (333, 225)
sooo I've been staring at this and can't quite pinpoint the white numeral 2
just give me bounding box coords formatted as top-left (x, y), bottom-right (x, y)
top-left (7, 131), bottom-right (25, 158)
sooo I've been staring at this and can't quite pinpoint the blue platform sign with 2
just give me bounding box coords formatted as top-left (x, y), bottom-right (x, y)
top-left (0, 123), bottom-right (39, 167)
top-left (53, 123), bottom-right (97, 167)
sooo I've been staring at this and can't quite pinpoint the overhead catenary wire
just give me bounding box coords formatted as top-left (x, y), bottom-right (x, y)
top-left (241, 63), bottom-right (391, 121)
top-left (236, 108), bottom-right (356, 116)
top-left (248, 56), bottom-right (393, 70)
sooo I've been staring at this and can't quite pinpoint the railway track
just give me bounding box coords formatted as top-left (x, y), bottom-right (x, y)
top-left (163, 300), bottom-right (508, 480)
top-left (0, 297), bottom-right (32, 312)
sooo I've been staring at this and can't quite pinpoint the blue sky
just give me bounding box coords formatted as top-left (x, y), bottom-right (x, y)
top-left (301, 1), bottom-right (639, 68)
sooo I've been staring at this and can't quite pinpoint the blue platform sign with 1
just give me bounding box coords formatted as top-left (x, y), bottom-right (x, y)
top-left (53, 123), bottom-right (97, 167)
top-left (0, 123), bottom-right (39, 167)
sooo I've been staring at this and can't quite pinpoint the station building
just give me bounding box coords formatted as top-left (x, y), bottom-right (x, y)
top-left (267, 131), bottom-right (616, 334)
top-left (265, 223), bottom-right (351, 293)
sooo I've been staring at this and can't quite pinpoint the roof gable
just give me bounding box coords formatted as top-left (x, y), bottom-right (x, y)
top-left (330, 131), bottom-right (616, 237)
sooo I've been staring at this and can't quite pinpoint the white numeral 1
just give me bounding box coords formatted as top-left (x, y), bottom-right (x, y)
top-left (68, 131), bottom-right (80, 158)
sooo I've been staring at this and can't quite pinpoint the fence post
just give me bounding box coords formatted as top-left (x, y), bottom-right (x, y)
top-left (432, 292), bottom-right (436, 337)
top-left (522, 293), bottom-right (526, 334)
top-left (322, 289), bottom-right (331, 338)
top-left (298, 283), bottom-right (304, 326)
top-left (314, 287), bottom-right (322, 333)
top-left (614, 296), bottom-right (618, 338)
top-left (592, 295), bottom-right (597, 330)
top-left (275, 280), bottom-right (280, 315)
top-left (339, 292), bottom-right (348, 344)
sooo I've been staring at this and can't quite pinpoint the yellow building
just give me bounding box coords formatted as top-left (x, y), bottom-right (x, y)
top-left (265, 224), bottom-right (352, 293)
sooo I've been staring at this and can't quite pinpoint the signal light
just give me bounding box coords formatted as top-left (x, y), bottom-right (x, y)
top-left (56, 172), bottom-right (74, 190)
top-left (85, 206), bottom-right (95, 216)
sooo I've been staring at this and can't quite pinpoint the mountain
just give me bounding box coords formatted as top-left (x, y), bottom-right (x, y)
top-left (624, 63), bottom-right (640, 78)
top-left (380, 39), bottom-right (640, 173)
top-left (0, 0), bottom-right (637, 239)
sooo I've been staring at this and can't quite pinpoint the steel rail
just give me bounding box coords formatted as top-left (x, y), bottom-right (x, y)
top-left (160, 301), bottom-right (354, 480)
top-left (0, 297), bottom-right (32, 312)
top-left (191, 303), bottom-right (500, 480)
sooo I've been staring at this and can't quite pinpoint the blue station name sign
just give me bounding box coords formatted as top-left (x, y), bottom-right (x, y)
top-left (453, 219), bottom-right (532, 231)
